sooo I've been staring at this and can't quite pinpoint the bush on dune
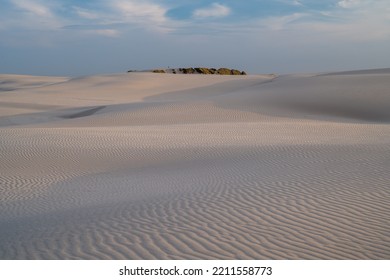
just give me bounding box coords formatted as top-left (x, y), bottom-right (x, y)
top-left (149, 67), bottom-right (248, 75)
top-left (230, 69), bottom-right (243, 75)
top-left (217, 68), bottom-right (232, 75)
top-left (152, 69), bottom-right (166, 73)
top-left (195, 68), bottom-right (214, 74)
top-left (180, 68), bottom-right (196, 74)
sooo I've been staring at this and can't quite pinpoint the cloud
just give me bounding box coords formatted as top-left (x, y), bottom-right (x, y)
top-left (73, 7), bottom-right (100, 20)
top-left (106, 0), bottom-right (177, 33)
top-left (239, 0), bottom-right (390, 42)
top-left (7, 0), bottom-right (63, 31)
top-left (276, 2), bottom-right (389, 42)
top-left (3, 0), bottom-right (390, 43)
top-left (88, 29), bottom-right (120, 37)
top-left (111, 0), bottom-right (168, 25)
top-left (11, 0), bottom-right (53, 17)
top-left (337, 0), bottom-right (362, 8)
top-left (6, 0), bottom-right (174, 34)
top-left (277, 0), bottom-right (304, 6)
top-left (193, 3), bottom-right (231, 19)
top-left (62, 24), bottom-right (121, 37)
top-left (70, 1), bottom-right (169, 36)
top-left (260, 13), bottom-right (306, 30)
top-left (292, 0), bottom-right (303, 6)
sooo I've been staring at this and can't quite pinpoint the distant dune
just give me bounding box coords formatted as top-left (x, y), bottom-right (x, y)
top-left (0, 69), bottom-right (390, 259)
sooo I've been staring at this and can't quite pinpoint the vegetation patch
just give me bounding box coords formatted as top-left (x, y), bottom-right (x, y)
top-left (152, 69), bottom-right (166, 73)
top-left (230, 69), bottom-right (242, 75)
top-left (179, 68), bottom-right (196, 74)
top-left (194, 68), bottom-right (214, 74)
top-left (181, 67), bottom-right (247, 75)
top-left (145, 67), bottom-right (247, 75)
top-left (217, 68), bottom-right (232, 75)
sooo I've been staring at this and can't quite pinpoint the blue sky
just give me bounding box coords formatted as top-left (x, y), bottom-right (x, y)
top-left (0, 0), bottom-right (389, 76)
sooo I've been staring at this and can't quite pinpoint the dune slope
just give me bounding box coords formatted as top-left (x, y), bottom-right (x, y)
top-left (0, 70), bottom-right (389, 259)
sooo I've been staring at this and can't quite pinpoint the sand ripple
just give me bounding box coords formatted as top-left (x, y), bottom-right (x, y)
top-left (1, 71), bottom-right (390, 259)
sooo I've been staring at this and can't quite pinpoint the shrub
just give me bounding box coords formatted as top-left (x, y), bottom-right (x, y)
top-left (164, 67), bottom-right (247, 75)
top-left (152, 69), bottom-right (166, 73)
top-left (182, 68), bottom-right (195, 74)
top-left (195, 67), bottom-right (213, 74)
top-left (194, 68), bottom-right (203, 74)
top-left (231, 69), bottom-right (242, 75)
top-left (217, 68), bottom-right (232, 75)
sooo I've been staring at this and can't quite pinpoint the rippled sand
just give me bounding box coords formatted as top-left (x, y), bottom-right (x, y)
top-left (1, 70), bottom-right (390, 259)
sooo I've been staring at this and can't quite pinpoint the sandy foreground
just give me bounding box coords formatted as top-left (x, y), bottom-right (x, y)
top-left (0, 69), bottom-right (389, 259)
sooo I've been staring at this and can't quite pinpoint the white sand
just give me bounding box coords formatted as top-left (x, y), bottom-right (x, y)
top-left (0, 70), bottom-right (389, 259)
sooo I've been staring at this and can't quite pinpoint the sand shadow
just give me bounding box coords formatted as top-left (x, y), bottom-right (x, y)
top-left (62, 106), bottom-right (106, 119)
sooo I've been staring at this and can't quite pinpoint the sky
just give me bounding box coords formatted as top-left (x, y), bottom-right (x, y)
top-left (0, 0), bottom-right (389, 76)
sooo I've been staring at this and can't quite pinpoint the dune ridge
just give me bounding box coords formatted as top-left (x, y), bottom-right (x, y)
top-left (0, 69), bottom-right (390, 259)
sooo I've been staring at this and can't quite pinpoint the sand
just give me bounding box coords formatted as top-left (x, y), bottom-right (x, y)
top-left (0, 69), bottom-right (389, 259)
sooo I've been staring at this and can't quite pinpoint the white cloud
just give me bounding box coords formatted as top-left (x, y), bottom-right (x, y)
top-left (293, 0), bottom-right (303, 6)
top-left (68, 1), bottom-right (175, 36)
top-left (260, 13), bottom-right (306, 30)
top-left (244, 0), bottom-right (390, 42)
top-left (111, 0), bottom-right (168, 25)
top-left (7, 0), bottom-right (63, 31)
top-left (11, 0), bottom-right (53, 17)
top-left (73, 7), bottom-right (100, 20)
top-left (276, 2), bottom-right (389, 42)
top-left (107, 0), bottom-right (175, 33)
top-left (338, 0), bottom-right (362, 8)
top-left (275, 0), bottom-right (304, 7)
top-left (290, 0), bottom-right (304, 6)
top-left (332, 0), bottom-right (390, 40)
top-left (193, 3), bottom-right (231, 19)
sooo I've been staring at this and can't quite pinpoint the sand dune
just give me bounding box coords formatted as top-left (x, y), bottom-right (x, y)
top-left (0, 69), bottom-right (390, 259)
